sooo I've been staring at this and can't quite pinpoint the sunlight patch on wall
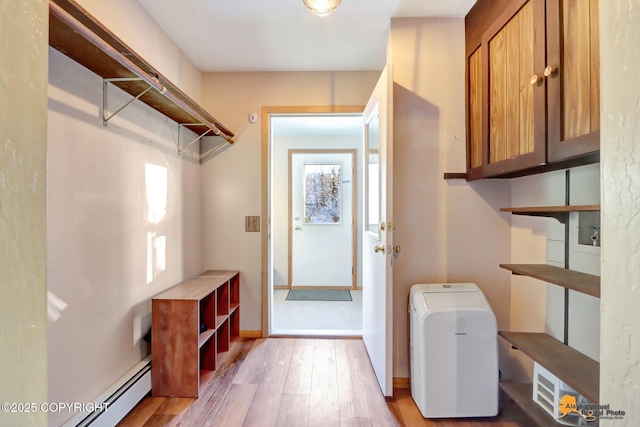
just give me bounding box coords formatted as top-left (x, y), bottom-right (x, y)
top-left (147, 233), bottom-right (167, 284)
top-left (146, 164), bottom-right (167, 224)
top-left (145, 163), bottom-right (168, 284)
top-left (47, 291), bottom-right (68, 322)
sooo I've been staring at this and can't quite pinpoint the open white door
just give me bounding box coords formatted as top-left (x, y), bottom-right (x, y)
top-left (362, 65), bottom-right (393, 396)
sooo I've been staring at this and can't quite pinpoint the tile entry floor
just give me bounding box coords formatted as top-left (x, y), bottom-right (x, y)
top-left (271, 289), bottom-right (362, 336)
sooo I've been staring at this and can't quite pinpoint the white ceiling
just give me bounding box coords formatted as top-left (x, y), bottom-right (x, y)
top-left (135, 0), bottom-right (476, 72)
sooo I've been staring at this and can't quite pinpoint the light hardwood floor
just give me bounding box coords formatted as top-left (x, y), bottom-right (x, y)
top-left (118, 338), bottom-right (534, 427)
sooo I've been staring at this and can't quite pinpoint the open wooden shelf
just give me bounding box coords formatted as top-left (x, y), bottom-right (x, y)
top-left (500, 205), bottom-right (600, 223)
top-left (500, 264), bottom-right (600, 298)
top-left (499, 332), bottom-right (599, 404)
top-left (49, 0), bottom-right (234, 146)
top-left (198, 329), bottom-right (215, 349)
top-left (443, 172), bottom-right (468, 180)
top-left (500, 382), bottom-right (564, 426)
top-left (152, 270), bottom-right (240, 398)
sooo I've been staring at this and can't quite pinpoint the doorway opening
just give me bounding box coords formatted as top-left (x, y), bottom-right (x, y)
top-left (263, 107), bottom-right (364, 336)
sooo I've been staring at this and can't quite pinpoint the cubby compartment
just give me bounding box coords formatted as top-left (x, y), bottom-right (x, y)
top-left (200, 337), bottom-right (217, 369)
top-left (216, 318), bottom-right (230, 361)
top-left (152, 270), bottom-right (240, 398)
top-left (200, 293), bottom-right (215, 334)
top-left (199, 333), bottom-right (217, 390)
top-left (230, 274), bottom-right (240, 311)
top-left (230, 308), bottom-right (240, 345)
top-left (216, 281), bottom-right (229, 327)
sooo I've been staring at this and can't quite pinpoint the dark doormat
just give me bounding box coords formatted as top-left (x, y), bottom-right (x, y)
top-left (286, 289), bottom-right (352, 302)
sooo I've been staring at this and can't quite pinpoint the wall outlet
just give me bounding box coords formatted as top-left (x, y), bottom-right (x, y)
top-left (245, 216), bottom-right (260, 232)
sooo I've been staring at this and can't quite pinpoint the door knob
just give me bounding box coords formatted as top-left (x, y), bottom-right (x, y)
top-left (294, 226), bottom-right (301, 230)
top-left (544, 65), bottom-right (558, 77)
top-left (374, 244), bottom-right (385, 253)
top-left (393, 244), bottom-right (401, 254)
top-left (530, 74), bottom-right (541, 85)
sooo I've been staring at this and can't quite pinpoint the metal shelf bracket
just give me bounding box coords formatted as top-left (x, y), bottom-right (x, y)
top-left (103, 77), bottom-right (152, 126)
top-left (177, 123), bottom-right (220, 156)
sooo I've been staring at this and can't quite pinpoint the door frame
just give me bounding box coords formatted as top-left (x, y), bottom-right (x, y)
top-left (288, 149), bottom-right (357, 290)
top-left (261, 106), bottom-right (364, 337)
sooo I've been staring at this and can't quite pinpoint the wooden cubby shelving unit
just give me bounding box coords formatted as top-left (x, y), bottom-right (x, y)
top-left (500, 202), bottom-right (601, 424)
top-left (151, 270), bottom-right (240, 398)
top-left (48, 0), bottom-right (234, 157)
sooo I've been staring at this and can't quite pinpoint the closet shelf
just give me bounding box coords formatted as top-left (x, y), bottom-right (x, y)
top-left (500, 264), bottom-right (600, 298)
top-left (499, 332), bottom-right (599, 404)
top-left (500, 205), bottom-right (600, 223)
top-left (499, 382), bottom-right (564, 427)
top-left (443, 172), bottom-right (468, 180)
top-left (49, 0), bottom-right (234, 153)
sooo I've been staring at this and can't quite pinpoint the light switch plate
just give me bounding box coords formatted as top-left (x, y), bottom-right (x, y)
top-left (245, 216), bottom-right (260, 232)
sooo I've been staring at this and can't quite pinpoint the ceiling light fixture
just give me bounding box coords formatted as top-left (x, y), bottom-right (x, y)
top-left (303, 0), bottom-right (341, 16)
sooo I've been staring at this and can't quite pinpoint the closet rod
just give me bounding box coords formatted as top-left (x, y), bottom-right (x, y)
top-left (49, 1), bottom-right (234, 145)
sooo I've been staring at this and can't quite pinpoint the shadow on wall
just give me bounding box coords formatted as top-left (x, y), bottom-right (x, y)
top-left (391, 82), bottom-right (441, 275)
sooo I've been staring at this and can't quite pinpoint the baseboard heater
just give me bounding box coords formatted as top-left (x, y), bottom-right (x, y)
top-left (62, 356), bottom-right (151, 427)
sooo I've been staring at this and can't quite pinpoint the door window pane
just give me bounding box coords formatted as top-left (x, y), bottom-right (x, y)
top-left (304, 163), bottom-right (342, 224)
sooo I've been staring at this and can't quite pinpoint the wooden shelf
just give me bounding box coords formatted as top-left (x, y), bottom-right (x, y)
top-left (152, 270), bottom-right (240, 398)
top-left (499, 332), bottom-right (599, 404)
top-left (198, 329), bottom-right (215, 349)
top-left (216, 315), bottom-right (228, 328)
top-left (500, 205), bottom-right (600, 223)
top-left (49, 0), bottom-right (234, 148)
top-left (500, 264), bottom-right (600, 298)
top-left (443, 172), bottom-right (468, 180)
top-left (500, 382), bottom-right (564, 427)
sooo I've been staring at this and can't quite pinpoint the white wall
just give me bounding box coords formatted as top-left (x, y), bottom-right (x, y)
top-left (46, 1), bottom-right (206, 425)
top-left (47, 47), bottom-right (203, 426)
top-left (272, 135), bottom-right (363, 288)
top-left (200, 71), bottom-right (380, 332)
top-left (600, 0), bottom-right (640, 422)
top-left (0, 1), bottom-right (48, 426)
top-left (388, 18), bottom-right (513, 378)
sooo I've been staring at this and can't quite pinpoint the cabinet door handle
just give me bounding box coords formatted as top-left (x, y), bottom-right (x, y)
top-left (530, 74), bottom-right (541, 85)
top-left (544, 65), bottom-right (558, 77)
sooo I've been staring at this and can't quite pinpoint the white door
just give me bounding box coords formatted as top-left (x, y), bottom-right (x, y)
top-left (290, 151), bottom-right (355, 288)
top-left (362, 65), bottom-right (394, 396)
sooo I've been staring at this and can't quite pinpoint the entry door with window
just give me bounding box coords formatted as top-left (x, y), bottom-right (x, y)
top-left (289, 150), bottom-right (355, 289)
top-left (362, 65), bottom-right (394, 396)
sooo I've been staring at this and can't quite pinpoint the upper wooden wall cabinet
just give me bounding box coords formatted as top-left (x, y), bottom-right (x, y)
top-left (465, 0), bottom-right (600, 180)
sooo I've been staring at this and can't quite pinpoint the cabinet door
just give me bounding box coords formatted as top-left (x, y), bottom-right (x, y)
top-left (546, 0), bottom-right (600, 161)
top-left (467, 47), bottom-right (483, 170)
top-left (466, 0), bottom-right (547, 179)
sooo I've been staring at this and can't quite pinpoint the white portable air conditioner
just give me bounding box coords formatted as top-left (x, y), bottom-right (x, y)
top-left (409, 283), bottom-right (498, 418)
